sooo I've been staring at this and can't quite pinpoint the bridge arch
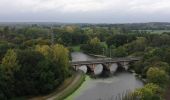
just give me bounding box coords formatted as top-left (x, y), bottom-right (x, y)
top-left (109, 63), bottom-right (118, 74)
top-left (94, 64), bottom-right (103, 75)
top-left (78, 65), bottom-right (87, 73)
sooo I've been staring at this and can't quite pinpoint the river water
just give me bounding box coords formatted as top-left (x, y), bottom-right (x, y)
top-left (66, 52), bottom-right (143, 100)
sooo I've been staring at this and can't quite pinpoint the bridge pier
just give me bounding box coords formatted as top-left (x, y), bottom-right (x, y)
top-left (120, 62), bottom-right (129, 70)
top-left (87, 64), bottom-right (95, 71)
top-left (102, 63), bottom-right (119, 74)
top-left (73, 65), bottom-right (79, 71)
top-left (103, 63), bottom-right (111, 71)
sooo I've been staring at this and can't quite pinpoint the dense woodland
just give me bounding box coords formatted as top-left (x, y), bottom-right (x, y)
top-left (0, 23), bottom-right (170, 99)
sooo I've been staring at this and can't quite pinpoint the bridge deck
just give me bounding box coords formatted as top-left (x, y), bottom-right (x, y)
top-left (71, 57), bottom-right (141, 66)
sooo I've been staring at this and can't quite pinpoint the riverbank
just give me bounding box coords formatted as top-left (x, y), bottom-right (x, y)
top-left (165, 82), bottom-right (170, 100)
top-left (165, 85), bottom-right (170, 100)
top-left (30, 71), bottom-right (85, 100)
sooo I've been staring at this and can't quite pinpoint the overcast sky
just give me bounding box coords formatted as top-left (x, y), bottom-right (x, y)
top-left (0, 0), bottom-right (170, 23)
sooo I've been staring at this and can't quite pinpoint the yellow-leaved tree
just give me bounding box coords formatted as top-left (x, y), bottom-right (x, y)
top-left (1, 49), bottom-right (19, 76)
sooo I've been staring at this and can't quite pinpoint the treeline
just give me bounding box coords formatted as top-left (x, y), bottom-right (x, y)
top-left (0, 24), bottom-right (169, 48)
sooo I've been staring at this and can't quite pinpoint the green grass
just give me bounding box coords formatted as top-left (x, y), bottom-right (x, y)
top-left (65, 76), bottom-right (91, 100)
top-left (147, 30), bottom-right (170, 34)
top-left (71, 45), bottom-right (81, 52)
top-left (152, 30), bottom-right (170, 34)
top-left (133, 30), bottom-right (170, 34)
top-left (54, 72), bottom-right (85, 100)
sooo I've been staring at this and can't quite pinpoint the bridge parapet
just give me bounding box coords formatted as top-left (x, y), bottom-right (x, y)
top-left (71, 57), bottom-right (141, 66)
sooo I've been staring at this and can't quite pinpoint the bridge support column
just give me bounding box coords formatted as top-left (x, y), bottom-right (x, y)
top-left (103, 63), bottom-right (112, 71)
top-left (73, 65), bottom-right (79, 71)
top-left (87, 64), bottom-right (96, 74)
top-left (120, 62), bottom-right (129, 70)
top-left (90, 64), bottom-right (96, 72)
top-left (73, 65), bottom-right (76, 70)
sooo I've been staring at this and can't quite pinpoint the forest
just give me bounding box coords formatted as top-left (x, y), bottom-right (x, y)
top-left (0, 22), bottom-right (170, 100)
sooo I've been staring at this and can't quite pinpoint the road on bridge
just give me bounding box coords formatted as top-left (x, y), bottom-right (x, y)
top-left (71, 57), bottom-right (141, 66)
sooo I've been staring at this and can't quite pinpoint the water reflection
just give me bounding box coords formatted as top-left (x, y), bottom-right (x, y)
top-left (75, 72), bottom-right (143, 100)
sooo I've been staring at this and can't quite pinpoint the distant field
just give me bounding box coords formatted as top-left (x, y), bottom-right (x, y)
top-left (133, 30), bottom-right (170, 34)
top-left (148, 30), bottom-right (170, 34)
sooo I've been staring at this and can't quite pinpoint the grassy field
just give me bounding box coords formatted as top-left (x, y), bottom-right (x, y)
top-left (71, 45), bottom-right (81, 52)
top-left (133, 30), bottom-right (170, 34)
top-left (54, 72), bottom-right (85, 100)
top-left (148, 30), bottom-right (170, 34)
top-left (65, 76), bottom-right (92, 100)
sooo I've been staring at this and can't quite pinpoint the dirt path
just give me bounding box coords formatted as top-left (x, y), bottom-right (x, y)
top-left (165, 86), bottom-right (170, 100)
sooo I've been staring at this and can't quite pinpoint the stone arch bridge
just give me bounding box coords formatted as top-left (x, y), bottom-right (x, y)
top-left (70, 57), bottom-right (141, 74)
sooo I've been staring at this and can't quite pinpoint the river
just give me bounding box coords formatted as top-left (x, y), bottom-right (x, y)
top-left (65, 52), bottom-right (143, 100)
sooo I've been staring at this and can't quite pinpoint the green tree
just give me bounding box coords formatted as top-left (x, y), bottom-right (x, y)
top-left (133, 83), bottom-right (162, 100)
top-left (0, 42), bottom-right (15, 60)
top-left (35, 45), bottom-right (51, 58)
top-left (0, 49), bottom-right (19, 99)
top-left (106, 34), bottom-right (128, 47)
top-left (152, 61), bottom-right (170, 74)
top-left (81, 37), bottom-right (106, 54)
top-left (147, 67), bottom-right (169, 87)
top-left (106, 34), bottom-right (136, 47)
top-left (89, 37), bottom-right (100, 46)
top-left (125, 37), bottom-right (147, 54)
top-left (51, 44), bottom-right (69, 77)
top-left (36, 44), bottom-right (69, 78)
top-left (112, 46), bottom-right (127, 57)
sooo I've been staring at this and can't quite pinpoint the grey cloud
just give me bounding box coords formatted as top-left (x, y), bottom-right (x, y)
top-left (0, 0), bottom-right (170, 23)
